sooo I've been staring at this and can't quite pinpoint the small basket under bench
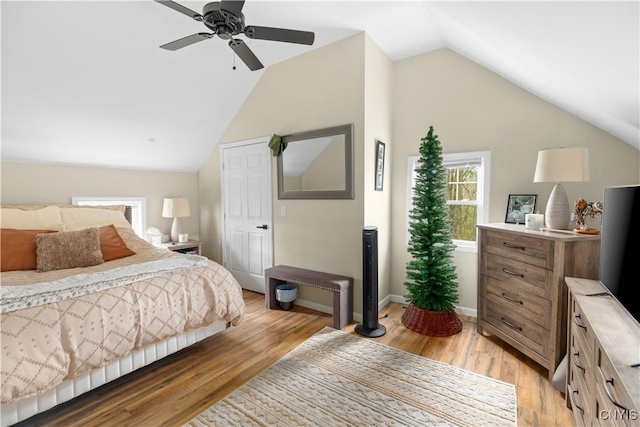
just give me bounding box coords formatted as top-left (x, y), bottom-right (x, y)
top-left (264, 265), bottom-right (353, 329)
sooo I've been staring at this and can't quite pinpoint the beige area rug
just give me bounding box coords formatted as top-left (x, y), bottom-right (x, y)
top-left (185, 327), bottom-right (517, 427)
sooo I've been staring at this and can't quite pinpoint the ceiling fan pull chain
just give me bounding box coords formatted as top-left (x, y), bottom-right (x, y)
top-left (233, 50), bottom-right (236, 71)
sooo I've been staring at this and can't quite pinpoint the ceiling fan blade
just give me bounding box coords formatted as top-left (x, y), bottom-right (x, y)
top-left (160, 33), bottom-right (213, 51)
top-left (154, 0), bottom-right (203, 21)
top-left (244, 26), bottom-right (315, 45)
top-left (229, 39), bottom-right (264, 71)
top-left (220, 0), bottom-right (245, 17)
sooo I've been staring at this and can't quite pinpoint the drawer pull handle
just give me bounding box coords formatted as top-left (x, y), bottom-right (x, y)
top-left (573, 314), bottom-right (587, 330)
top-left (502, 268), bottom-right (524, 278)
top-left (603, 377), bottom-right (628, 410)
top-left (570, 390), bottom-right (585, 415)
top-left (501, 293), bottom-right (523, 305)
top-left (503, 242), bottom-right (526, 250)
top-left (572, 352), bottom-right (586, 372)
top-left (501, 317), bottom-right (523, 331)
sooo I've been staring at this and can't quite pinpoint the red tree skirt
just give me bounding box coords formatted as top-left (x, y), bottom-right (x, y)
top-left (401, 303), bottom-right (463, 337)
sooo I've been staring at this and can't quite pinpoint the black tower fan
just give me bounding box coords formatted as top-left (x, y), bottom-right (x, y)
top-left (355, 226), bottom-right (386, 337)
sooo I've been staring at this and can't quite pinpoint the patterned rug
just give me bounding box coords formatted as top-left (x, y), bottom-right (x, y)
top-left (185, 327), bottom-right (517, 426)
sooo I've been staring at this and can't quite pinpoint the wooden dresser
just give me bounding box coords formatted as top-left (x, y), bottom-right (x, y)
top-left (566, 277), bottom-right (640, 427)
top-left (477, 223), bottom-right (600, 380)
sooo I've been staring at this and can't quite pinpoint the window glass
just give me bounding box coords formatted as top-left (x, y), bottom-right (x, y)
top-left (408, 152), bottom-right (490, 252)
top-left (447, 166), bottom-right (478, 241)
top-left (71, 197), bottom-right (146, 238)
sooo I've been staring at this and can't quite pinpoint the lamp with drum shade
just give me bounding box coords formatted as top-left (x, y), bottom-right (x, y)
top-left (533, 147), bottom-right (590, 230)
top-left (162, 197), bottom-right (190, 243)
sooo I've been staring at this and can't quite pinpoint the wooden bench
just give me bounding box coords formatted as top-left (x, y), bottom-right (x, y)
top-left (264, 265), bottom-right (353, 329)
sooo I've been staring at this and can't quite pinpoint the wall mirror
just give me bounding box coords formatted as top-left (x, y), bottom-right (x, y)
top-left (277, 124), bottom-right (354, 199)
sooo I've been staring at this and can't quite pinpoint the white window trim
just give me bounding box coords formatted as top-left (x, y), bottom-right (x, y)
top-left (407, 151), bottom-right (491, 253)
top-left (71, 196), bottom-right (147, 238)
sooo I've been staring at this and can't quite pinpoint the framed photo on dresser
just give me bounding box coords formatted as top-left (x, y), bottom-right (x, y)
top-left (505, 194), bottom-right (536, 224)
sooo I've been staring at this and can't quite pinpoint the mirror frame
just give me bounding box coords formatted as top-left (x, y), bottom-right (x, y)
top-left (277, 124), bottom-right (354, 199)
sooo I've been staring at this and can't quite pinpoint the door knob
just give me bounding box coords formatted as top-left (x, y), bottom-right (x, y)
top-left (256, 224), bottom-right (268, 230)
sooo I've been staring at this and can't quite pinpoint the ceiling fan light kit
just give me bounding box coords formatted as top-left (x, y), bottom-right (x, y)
top-left (155, 0), bottom-right (315, 71)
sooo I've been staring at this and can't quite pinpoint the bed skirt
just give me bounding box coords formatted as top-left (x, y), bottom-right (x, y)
top-left (1, 320), bottom-right (229, 427)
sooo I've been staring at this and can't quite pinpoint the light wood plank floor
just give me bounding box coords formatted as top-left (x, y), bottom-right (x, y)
top-left (17, 290), bottom-right (574, 427)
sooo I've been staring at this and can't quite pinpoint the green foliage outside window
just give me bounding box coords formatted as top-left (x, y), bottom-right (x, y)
top-left (446, 166), bottom-right (478, 242)
top-left (449, 205), bottom-right (478, 240)
top-left (410, 155), bottom-right (481, 243)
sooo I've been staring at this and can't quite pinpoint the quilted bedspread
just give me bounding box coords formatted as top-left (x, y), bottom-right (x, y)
top-left (0, 228), bottom-right (245, 403)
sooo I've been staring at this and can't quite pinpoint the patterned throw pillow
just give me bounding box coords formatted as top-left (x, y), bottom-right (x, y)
top-left (36, 227), bottom-right (104, 272)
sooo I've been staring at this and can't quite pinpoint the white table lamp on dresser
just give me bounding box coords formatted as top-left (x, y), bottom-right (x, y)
top-left (162, 197), bottom-right (190, 243)
top-left (534, 147), bottom-right (590, 230)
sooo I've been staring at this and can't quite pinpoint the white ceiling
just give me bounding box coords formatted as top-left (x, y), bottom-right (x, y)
top-left (2, 1), bottom-right (638, 173)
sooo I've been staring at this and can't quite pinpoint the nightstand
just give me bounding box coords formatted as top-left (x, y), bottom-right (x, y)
top-left (156, 240), bottom-right (203, 255)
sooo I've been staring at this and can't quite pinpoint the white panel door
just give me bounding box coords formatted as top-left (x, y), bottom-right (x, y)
top-left (222, 140), bottom-right (272, 293)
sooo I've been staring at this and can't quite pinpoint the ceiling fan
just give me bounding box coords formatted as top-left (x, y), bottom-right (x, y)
top-left (154, 0), bottom-right (315, 71)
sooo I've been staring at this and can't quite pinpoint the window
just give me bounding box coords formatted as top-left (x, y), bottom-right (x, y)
top-left (407, 151), bottom-right (490, 252)
top-left (71, 196), bottom-right (147, 238)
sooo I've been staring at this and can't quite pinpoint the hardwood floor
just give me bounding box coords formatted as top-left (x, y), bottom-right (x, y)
top-left (18, 290), bottom-right (574, 427)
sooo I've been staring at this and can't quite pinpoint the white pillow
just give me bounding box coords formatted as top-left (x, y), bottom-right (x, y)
top-left (0, 206), bottom-right (65, 231)
top-left (61, 207), bottom-right (132, 231)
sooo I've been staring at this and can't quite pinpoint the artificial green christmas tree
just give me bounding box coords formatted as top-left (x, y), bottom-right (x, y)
top-left (401, 126), bottom-right (462, 336)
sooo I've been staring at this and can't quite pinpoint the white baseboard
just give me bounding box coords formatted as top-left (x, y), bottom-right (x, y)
top-left (384, 294), bottom-right (477, 318)
top-left (454, 305), bottom-right (477, 318)
top-left (294, 298), bottom-right (363, 323)
top-left (294, 295), bottom-right (477, 323)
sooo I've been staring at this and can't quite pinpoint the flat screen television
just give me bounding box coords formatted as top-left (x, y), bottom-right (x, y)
top-left (599, 184), bottom-right (640, 324)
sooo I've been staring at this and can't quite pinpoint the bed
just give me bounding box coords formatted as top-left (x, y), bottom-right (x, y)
top-left (0, 204), bottom-right (245, 426)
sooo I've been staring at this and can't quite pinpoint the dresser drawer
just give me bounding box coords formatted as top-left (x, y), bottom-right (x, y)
top-left (481, 296), bottom-right (549, 358)
top-left (570, 330), bottom-right (594, 387)
top-left (482, 229), bottom-right (553, 269)
top-left (568, 366), bottom-right (592, 427)
top-left (594, 344), bottom-right (638, 427)
top-left (483, 274), bottom-right (550, 329)
top-left (594, 378), bottom-right (638, 427)
top-left (570, 298), bottom-right (595, 358)
top-left (483, 252), bottom-right (551, 298)
top-left (569, 329), bottom-right (594, 422)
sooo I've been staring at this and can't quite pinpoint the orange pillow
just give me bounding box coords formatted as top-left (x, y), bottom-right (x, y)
top-left (1, 229), bottom-right (56, 272)
top-left (99, 224), bottom-right (135, 261)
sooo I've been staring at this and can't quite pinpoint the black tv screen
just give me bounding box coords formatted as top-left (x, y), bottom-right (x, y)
top-left (599, 184), bottom-right (640, 324)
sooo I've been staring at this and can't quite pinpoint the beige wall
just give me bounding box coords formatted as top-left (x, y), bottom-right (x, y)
top-left (198, 34), bottom-right (366, 313)
top-left (1, 162), bottom-right (201, 241)
top-left (390, 48), bottom-right (640, 315)
top-left (4, 43), bottom-right (637, 320)
top-left (363, 35), bottom-right (394, 304)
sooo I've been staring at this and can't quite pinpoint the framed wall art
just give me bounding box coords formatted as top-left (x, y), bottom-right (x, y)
top-left (505, 194), bottom-right (537, 224)
top-left (375, 141), bottom-right (385, 191)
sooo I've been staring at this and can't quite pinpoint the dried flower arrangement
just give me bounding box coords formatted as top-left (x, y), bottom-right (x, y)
top-left (571, 198), bottom-right (603, 232)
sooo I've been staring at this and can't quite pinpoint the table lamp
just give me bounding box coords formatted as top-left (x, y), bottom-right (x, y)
top-left (533, 147), bottom-right (590, 230)
top-left (162, 197), bottom-right (190, 242)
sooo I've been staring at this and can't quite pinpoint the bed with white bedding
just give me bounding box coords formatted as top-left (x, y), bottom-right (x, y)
top-left (0, 205), bottom-right (245, 426)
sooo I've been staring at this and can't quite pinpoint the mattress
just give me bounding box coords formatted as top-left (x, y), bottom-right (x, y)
top-left (0, 320), bottom-right (228, 427)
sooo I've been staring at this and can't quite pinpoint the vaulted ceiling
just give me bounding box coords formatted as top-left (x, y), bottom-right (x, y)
top-left (2, 1), bottom-right (638, 172)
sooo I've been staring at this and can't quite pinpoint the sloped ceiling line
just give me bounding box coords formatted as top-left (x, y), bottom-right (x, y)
top-left (1, 1), bottom-right (638, 173)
